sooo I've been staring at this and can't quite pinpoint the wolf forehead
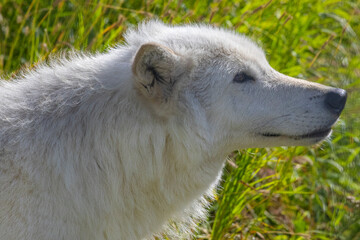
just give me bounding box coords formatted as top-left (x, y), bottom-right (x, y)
top-left (125, 21), bottom-right (267, 64)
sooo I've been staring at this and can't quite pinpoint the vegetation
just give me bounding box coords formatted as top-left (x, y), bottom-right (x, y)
top-left (1, 0), bottom-right (359, 239)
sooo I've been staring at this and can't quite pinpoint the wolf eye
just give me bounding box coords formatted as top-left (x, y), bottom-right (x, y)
top-left (233, 72), bottom-right (255, 83)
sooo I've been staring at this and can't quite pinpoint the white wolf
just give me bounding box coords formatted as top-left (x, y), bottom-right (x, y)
top-left (0, 21), bottom-right (346, 239)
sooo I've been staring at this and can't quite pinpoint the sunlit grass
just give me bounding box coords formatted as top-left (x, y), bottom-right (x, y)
top-left (0, 0), bottom-right (359, 239)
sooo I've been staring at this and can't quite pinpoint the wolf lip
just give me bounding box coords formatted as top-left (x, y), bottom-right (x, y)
top-left (294, 128), bottom-right (332, 139)
top-left (261, 133), bottom-right (281, 137)
top-left (261, 128), bottom-right (332, 139)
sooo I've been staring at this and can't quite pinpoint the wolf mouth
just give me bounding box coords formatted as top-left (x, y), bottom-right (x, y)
top-left (261, 128), bottom-right (332, 140)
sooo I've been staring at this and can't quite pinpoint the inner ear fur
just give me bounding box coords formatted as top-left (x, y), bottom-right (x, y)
top-left (132, 43), bottom-right (182, 101)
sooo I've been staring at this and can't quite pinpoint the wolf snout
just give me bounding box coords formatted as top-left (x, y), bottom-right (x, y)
top-left (324, 88), bottom-right (347, 115)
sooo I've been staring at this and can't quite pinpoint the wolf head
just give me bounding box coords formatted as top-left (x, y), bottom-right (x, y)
top-left (129, 21), bottom-right (346, 153)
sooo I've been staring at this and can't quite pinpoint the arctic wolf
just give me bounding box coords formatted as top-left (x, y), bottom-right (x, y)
top-left (0, 21), bottom-right (346, 239)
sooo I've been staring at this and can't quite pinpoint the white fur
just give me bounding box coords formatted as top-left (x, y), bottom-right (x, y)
top-left (0, 21), bottom-right (343, 239)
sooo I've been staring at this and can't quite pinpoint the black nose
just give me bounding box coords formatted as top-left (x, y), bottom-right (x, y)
top-left (324, 88), bottom-right (347, 114)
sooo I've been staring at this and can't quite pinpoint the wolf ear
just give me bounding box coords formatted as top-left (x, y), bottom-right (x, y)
top-left (132, 43), bottom-right (180, 101)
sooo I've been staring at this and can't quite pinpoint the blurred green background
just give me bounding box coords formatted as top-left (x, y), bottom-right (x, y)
top-left (0, 0), bottom-right (359, 239)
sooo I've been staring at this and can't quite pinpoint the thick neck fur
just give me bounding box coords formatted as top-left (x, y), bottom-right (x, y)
top-left (0, 48), bottom-right (224, 239)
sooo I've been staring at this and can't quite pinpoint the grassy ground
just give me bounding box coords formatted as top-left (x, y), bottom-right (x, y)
top-left (1, 0), bottom-right (359, 239)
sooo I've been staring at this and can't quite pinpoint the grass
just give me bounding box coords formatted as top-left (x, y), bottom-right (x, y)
top-left (1, 0), bottom-right (359, 239)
